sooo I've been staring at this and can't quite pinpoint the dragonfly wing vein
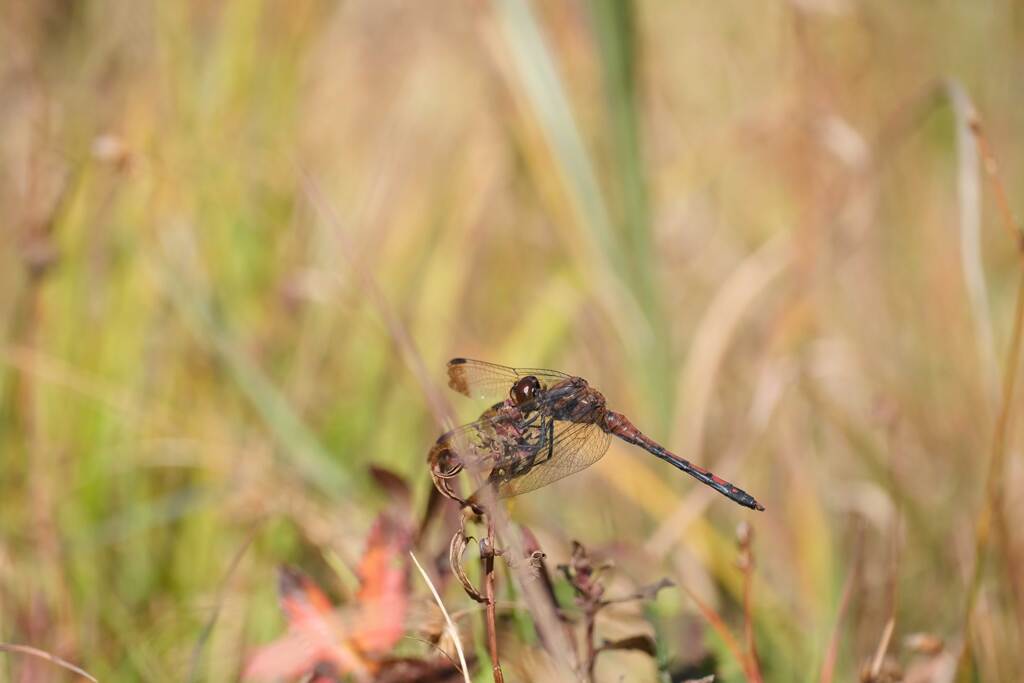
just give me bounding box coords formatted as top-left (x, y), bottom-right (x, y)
top-left (447, 358), bottom-right (571, 400)
top-left (496, 421), bottom-right (612, 498)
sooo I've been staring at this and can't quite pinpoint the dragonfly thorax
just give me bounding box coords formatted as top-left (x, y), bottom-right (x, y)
top-left (547, 379), bottom-right (607, 423)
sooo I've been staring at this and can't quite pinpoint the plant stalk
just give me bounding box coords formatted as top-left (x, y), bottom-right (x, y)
top-left (484, 514), bottom-right (505, 683)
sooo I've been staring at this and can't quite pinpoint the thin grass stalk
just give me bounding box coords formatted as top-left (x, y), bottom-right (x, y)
top-left (818, 565), bottom-right (857, 683)
top-left (409, 551), bottom-right (473, 683)
top-left (299, 172), bottom-right (457, 432)
top-left (0, 644), bottom-right (97, 683)
top-left (589, 0), bottom-right (673, 428)
top-left (679, 582), bottom-right (757, 682)
top-left (187, 529), bottom-right (260, 683)
top-left (737, 523), bottom-right (763, 683)
top-left (489, 0), bottom-right (621, 274)
top-left (954, 113), bottom-right (1024, 683)
top-left (868, 618), bottom-right (895, 680)
top-left (155, 243), bottom-right (352, 499)
top-left (947, 80), bottom-right (998, 403)
top-left (488, 0), bottom-right (656, 371)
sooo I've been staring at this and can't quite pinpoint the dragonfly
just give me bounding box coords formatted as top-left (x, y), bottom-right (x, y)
top-left (428, 358), bottom-right (764, 511)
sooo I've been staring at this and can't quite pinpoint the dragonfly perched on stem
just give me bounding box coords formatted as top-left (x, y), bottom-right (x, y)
top-left (428, 359), bottom-right (764, 511)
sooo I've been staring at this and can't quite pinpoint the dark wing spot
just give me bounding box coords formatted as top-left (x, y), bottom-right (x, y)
top-left (447, 360), bottom-right (471, 396)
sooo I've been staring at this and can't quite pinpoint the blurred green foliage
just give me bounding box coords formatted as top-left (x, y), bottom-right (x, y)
top-left (1, 1), bottom-right (1023, 681)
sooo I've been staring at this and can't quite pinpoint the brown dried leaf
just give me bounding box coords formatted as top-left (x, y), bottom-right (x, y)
top-left (368, 466), bottom-right (412, 508)
top-left (375, 656), bottom-right (471, 683)
top-left (597, 634), bottom-right (658, 657)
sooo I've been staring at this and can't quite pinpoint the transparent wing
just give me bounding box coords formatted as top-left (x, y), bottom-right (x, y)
top-left (429, 410), bottom-right (548, 477)
top-left (446, 358), bottom-right (571, 401)
top-left (494, 420), bottom-right (612, 498)
top-left (432, 411), bottom-right (612, 500)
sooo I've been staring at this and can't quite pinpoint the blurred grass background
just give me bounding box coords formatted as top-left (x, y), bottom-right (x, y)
top-left (2, 1), bottom-right (1023, 681)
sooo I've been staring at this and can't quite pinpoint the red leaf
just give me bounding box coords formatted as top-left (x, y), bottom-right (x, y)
top-left (278, 566), bottom-right (335, 627)
top-left (244, 511), bottom-right (414, 682)
top-left (243, 633), bottom-right (321, 680)
top-left (244, 567), bottom-right (371, 681)
top-left (352, 515), bottom-right (412, 653)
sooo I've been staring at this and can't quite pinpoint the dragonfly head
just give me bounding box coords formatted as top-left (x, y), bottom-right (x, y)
top-left (510, 375), bottom-right (542, 406)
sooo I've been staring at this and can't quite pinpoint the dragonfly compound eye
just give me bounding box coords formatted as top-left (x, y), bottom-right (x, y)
top-left (510, 375), bottom-right (542, 405)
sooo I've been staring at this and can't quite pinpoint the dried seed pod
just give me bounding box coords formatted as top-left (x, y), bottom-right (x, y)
top-left (449, 524), bottom-right (486, 603)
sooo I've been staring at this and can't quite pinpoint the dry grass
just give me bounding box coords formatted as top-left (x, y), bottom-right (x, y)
top-left (1, 1), bottom-right (1023, 681)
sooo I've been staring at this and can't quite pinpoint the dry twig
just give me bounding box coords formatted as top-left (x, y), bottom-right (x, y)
top-left (736, 523), bottom-right (764, 683)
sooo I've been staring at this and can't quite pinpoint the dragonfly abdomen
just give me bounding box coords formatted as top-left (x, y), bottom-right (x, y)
top-left (602, 411), bottom-right (765, 511)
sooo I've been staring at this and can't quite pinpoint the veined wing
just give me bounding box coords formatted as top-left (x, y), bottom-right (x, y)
top-left (446, 358), bottom-right (571, 401)
top-left (429, 409), bottom-right (550, 479)
top-left (492, 420), bottom-right (612, 499)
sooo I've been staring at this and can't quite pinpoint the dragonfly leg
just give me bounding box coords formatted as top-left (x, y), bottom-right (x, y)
top-left (524, 418), bottom-right (555, 469)
top-left (506, 417), bottom-right (554, 478)
top-left (517, 411), bottom-right (540, 429)
top-left (540, 418), bottom-right (555, 464)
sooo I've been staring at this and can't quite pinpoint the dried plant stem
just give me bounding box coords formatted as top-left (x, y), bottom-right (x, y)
top-left (954, 112), bottom-right (1024, 682)
top-left (584, 604), bottom-right (598, 682)
top-left (0, 643), bottom-right (96, 683)
top-left (680, 582), bottom-right (755, 681)
top-left (300, 172), bottom-right (457, 433)
top-left (987, 274), bottom-right (1024, 575)
top-left (483, 514), bottom-right (505, 683)
top-left (818, 564), bottom-right (858, 683)
top-left (868, 617), bottom-right (896, 679)
top-left (737, 523), bottom-right (764, 683)
top-left (970, 118), bottom-right (1024, 249)
top-left (741, 568), bottom-right (763, 683)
